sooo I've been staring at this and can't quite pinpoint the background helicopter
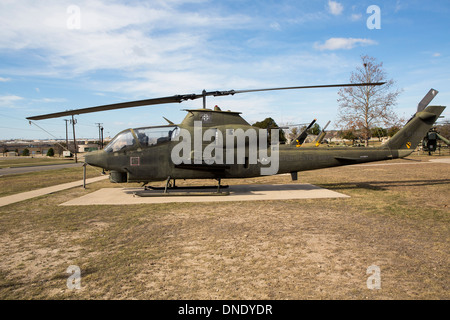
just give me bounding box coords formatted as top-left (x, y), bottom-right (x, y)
top-left (27, 83), bottom-right (445, 194)
top-left (293, 119), bottom-right (331, 147)
top-left (421, 127), bottom-right (450, 155)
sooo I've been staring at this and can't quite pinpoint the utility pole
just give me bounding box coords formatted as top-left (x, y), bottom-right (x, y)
top-left (71, 115), bottom-right (78, 163)
top-left (64, 119), bottom-right (69, 149)
top-left (96, 123), bottom-right (103, 149)
top-left (100, 126), bottom-right (104, 149)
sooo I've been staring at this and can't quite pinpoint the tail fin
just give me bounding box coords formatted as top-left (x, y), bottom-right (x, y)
top-left (405, 89), bottom-right (439, 124)
top-left (382, 105), bottom-right (446, 151)
top-left (417, 89), bottom-right (438, 113)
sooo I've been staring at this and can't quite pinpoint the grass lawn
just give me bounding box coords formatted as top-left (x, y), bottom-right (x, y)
top-left (0, 155), bottom-right (448, 299)
top-left (0, 157), bottom-right (74, 169)
top-left (0, 166), bottom-right (102, 197)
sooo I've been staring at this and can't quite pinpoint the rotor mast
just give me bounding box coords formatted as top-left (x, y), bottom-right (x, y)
top-left (202, 90), bottom-right (207, 109)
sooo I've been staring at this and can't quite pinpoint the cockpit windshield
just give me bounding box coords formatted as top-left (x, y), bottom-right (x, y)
top-left (104, 130), bottom-right (136, 153)
top-left (134, 126), bottom-right (180, 147)
top-left (104, 126), bottom-right (180, 153)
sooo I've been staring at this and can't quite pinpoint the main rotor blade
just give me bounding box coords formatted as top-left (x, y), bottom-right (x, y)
top-left (26, 94), bottom-right (198, 120)
top-left (228, 82), bottom-right (386, 95)
top-left (27, 82), bottom-right (385, 120)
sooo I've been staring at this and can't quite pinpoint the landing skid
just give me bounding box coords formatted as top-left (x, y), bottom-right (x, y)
top-left (135, 177), bottom-right (230, 197)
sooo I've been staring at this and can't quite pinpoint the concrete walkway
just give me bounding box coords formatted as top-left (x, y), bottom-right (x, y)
top-left (429, 158), bottom-right (450, 164)
top-left (60, 183), bottom-right (350, 206)
top-left (0, 175), bottom-right (108, 207)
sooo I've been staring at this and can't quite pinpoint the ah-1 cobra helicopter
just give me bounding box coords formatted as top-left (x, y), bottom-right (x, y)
top-left (27, 84), bottom-right (445, 193)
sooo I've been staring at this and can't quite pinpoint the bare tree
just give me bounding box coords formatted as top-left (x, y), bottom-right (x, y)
top-left (287, 126), bottom-right (299, 143)
top-left (337, 55), bottom-right (402, 146)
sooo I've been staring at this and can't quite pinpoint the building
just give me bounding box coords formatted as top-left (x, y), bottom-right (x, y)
top-left (78, 143), bottom-right (99, 153)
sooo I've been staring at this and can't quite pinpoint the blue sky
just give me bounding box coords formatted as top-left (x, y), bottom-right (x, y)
top-left (1, 0), bottom-right (449, 140)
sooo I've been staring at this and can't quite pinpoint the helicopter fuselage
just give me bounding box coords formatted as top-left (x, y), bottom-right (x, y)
top-left (84, 106), bottom-right (443, 184)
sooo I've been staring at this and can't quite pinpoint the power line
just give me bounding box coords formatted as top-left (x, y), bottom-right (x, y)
top-left (0, 113), bottom-right (27, 121)
top-left (0, 126), bottom-right (63, 133)
top-left (0, 113), bottom-right (100, 128)
top-left (27, 121), bottom-right (70, 152)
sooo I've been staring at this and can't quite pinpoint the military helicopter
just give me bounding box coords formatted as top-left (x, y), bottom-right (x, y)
top-left (27, 84), bottom-right (445, 194)
top-left (422, 127), bottom-right (450, 155)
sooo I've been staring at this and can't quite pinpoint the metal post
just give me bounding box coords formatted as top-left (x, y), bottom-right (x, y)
top-left (71, 115), bottom-right (78, 163)
top-left (83, 163), bottom-right (87, 189)
top-left (64, 119), bottom-right (69, 150)
top-left (96, 123), bottom-right (103, 149)
top-left (100, 126), bottom-right (104, 149)
top-left (164, 176), bottom-right (171, 194)
top-left (98, 123), bottom-right (101, 148)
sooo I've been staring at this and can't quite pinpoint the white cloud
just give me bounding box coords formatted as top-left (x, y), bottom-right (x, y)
top-left (0, 95), bottom-right (24, 107)
top-left (0, 0), bottom-right (369, 134)
top-left (328, 1), bottom-right (343, 15)
top-left (314, 38), bottom-right (377, 51)
top-left (270, 22), bottom-right (281, 31)
top-left (0, 95), bottom-right (23, 102)
top-left (395, 0), bottom-right (403, 12)
top-left (32, 98), bottom-right (67, 103)
top-left (0, 0), bottom-right (354, 102)
top-left (432, 53), bottom-right (441, 57)
top-left (351, 13), bottom-right (362, 21)
top-left (0, 77), bottom-right (11, 82)
top-left (0, 0), bottom-right (253, 77)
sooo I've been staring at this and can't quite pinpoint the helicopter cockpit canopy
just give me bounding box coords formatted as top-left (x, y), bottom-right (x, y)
top-left (104, 126), bottom-right (180, 153)
top-left (134, 126), bottom-right (180, 147)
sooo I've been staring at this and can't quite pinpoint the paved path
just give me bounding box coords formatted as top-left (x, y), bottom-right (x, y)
top-left (429, 158), bottom-right (450, 164)
top-left (0, 175), bottom-right (108, 207)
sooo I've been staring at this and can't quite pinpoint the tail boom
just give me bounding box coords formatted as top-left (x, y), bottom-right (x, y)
top-left (382, 105), bottom-right (446, 154)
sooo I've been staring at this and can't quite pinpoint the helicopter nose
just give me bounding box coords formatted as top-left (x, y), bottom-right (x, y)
top-left (84, 150), bottom-right (108, 169)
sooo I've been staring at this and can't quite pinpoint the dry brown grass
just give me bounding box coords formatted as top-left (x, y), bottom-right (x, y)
top-left (0, 166), bottom-right (100, 197)
top-left (0, 157), bottom-right (72, 168)
top-left (0, 155), bottom-right (448, 299)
